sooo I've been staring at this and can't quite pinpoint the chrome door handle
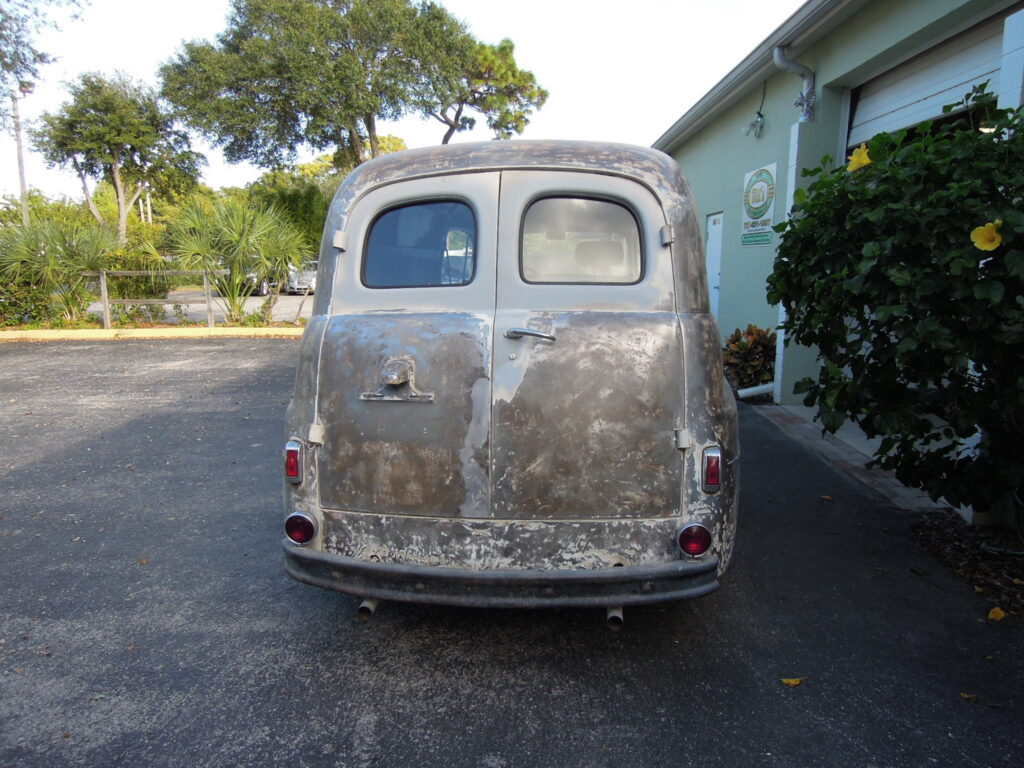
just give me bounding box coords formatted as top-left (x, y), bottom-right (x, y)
top-left (504, 327), bottom-right (556, 342)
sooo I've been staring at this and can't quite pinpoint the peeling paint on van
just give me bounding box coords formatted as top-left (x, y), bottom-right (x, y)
top-left (284, 141), bottom-right (738, 608)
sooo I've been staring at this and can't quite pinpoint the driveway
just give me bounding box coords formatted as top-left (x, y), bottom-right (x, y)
top-left (0, 340), bottom-right (1020, 768)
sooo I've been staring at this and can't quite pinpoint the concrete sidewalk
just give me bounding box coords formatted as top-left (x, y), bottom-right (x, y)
top-left (752, 404), bottom-right (947, 514)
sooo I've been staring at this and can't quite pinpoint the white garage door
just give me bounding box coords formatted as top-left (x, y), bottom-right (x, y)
top-left (848, 18), bottom-right (1003, 146)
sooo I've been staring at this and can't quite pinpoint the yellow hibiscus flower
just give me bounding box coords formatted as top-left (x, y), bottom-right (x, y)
top-left (970, 220), bottom-right (1002, 251)
top-left (846, 143), bottom-right (871, 172)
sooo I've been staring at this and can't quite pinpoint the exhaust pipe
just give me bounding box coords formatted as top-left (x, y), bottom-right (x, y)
top-left (357, 598), bottom-right (379, 621)
top-left (606, 606), bottom-right (624, 631)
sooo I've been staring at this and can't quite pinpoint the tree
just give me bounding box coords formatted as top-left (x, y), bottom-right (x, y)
top-left (0, 190), bottom-right (91, 228)
top-left (247, 170), bottom-right (329, 252)
top-left (767, 87), bottom-right (1024, 519)
top-left (167, 196), bottom-right (306, 323)
top-left (417, 38), bottom-right (548, 145)
top-left (32, 72), bottom-right (203, 243)
top-left (247, 137), bottom-right (407, 247)
top-left (160, 1), bottom-right (538, 168)
top-left (161, 0), bottom-right (425, 169)
top-left (0, 0), bottom-right (82, 125)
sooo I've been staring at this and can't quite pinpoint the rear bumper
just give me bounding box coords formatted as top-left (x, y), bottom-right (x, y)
top-left (283, 541), bottom-right (719, 608)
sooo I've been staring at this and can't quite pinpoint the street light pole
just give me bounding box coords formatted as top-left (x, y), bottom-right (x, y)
top-left (11, 80), bottom-right (34, 228)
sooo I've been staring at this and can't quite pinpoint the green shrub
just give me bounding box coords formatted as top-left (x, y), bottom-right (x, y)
top-left (723, 324), bottom-right (777, 390)
top-left (0, 219), bottom-right (116, 322)
top-left (0, 281), bottom-right (57, 326)
top-left (768, 85), bottom-right (1024, 514)
top-left (105, 238), bottom-right (173, 324)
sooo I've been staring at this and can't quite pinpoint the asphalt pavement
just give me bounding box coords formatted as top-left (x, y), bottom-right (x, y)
top-left (0, 340), bottom-right (1020, 768)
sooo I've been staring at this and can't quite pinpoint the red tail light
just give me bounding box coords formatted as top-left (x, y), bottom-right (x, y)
top-left (677, 524), bottom-right (712, 557)
top-left (703, 446), bottom-right (721, 492)
top-left (284, 440), bottom-right (302, 484)
top-left (285, 513), bottom-right (316, 544)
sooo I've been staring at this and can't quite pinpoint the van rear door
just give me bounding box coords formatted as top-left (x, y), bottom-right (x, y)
top-left (316, 173), bottom-right (499, 519)
top-left (491, 171), bottom-right (684, 520)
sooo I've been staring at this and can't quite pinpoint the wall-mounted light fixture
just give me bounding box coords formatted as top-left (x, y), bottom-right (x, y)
top-left (742, 111), bottom-right (765, 137)
top-left (742, 81), bottom-right (767, 138)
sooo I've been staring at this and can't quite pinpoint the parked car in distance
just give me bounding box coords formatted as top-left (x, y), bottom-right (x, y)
top-left (245, 272), bottom-right (277, 297)
top-left (282, 141), bottom-right (739, 628)
top-left (285, 261), bottom-right (318, 294)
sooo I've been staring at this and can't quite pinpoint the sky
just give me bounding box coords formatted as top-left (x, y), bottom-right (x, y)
top-left (0, 0), bottom-right (808, 200)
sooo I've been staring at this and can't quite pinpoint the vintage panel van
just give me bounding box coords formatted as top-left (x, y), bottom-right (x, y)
top-left (282, 141), bottom-right (738, 626)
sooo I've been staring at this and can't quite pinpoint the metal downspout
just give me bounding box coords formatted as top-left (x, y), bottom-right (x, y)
top-left (773, 46), bottom-right (816, 122)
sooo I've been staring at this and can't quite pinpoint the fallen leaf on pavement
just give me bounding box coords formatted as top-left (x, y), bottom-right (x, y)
top-left (974, 585), bottom-right (984, 593)
top-left (988, 606), bottom-right (1006, 621)
top-left (780, 677), bottom-right (805, 687)
top-left (137, 558), bottom-right (149, 565)
top-left (820, 495), bottom-right (833, 502)
top-left (960, 693), bottom-right (977, 701)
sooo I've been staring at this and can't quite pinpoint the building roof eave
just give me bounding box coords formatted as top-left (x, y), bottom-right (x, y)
top-left (652, 0), bottom-right (870, 154)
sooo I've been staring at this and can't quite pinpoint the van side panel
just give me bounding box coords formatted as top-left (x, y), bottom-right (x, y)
top-left (679, 313), bottom-right (740, 570)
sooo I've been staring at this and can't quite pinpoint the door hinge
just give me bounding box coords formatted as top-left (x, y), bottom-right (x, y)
top-left (332, 230), bottom-right (348, 252)
top-left (308, 422), bottom-right (325, 445)
top-left (660, 225), bottom-right (674, 246)
top-left (674, 428), bottom-right (692, 450)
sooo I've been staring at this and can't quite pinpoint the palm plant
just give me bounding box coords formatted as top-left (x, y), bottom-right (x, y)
top-left (168, 197), bottom-right (307, 323)
top-left (0, 219), bottom-right (117, 322)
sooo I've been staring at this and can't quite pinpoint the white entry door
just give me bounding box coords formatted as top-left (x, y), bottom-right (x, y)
top-left (705, 212), bottom-right (723, 318)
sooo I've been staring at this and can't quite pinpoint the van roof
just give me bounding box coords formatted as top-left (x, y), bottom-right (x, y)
top-left (338, 140), bottom-right (686, 204)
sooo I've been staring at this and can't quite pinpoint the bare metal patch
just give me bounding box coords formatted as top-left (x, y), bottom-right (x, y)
top-left (459, 377), bottom-right (491, 518)
top-left (322, 509), bottom-right (682, 570)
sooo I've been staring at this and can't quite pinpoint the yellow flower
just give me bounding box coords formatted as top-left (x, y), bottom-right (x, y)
top-left (846, 143), bottom-right (871, 172)
top-left (971, 221), bottom-right (1002, 251)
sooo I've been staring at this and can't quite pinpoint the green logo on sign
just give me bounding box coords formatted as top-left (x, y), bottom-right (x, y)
top-left (744, 169), bottom-right (776, 220)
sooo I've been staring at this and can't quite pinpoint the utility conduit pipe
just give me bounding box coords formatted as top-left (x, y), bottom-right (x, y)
top-left (737, 383), bottom-right (775, 400)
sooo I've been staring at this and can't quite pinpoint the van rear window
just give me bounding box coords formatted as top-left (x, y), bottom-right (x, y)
top-left (521, 197), bottom-right (642, 284)
top-left (363, 201), bottom-right (476, 288)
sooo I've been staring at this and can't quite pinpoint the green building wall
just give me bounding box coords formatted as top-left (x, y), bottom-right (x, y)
top-left (664, 0), bottom-right (1011, 403)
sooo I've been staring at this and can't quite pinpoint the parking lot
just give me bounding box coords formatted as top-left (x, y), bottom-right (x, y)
top-left (87, 288), bottom-right (315, 325)
top-left (1, 340), bottom-right (1020, 767)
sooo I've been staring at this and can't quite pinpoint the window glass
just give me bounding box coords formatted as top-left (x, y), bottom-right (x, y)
top-left (521, 197), bottom-right (642, 284)
top-left (363, 201), bottom-right (476, 288)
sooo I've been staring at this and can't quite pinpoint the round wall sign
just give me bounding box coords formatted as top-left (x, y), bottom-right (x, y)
top-left (743, 168), bottom-right (776, 220)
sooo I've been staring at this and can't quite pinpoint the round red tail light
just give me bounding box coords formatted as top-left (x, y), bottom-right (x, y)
top-left (677, 524), bottom-right (712, 557)
top-left (285, 514), bottom-right (316, 544)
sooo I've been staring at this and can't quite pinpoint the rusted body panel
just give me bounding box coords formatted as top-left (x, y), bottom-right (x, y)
top-left (490, 311), bottom-right (683, 520)
top-left (316, 312), bottom-right (491, 518)
top-left (285, 140), bottom-right (739, 609)
top-left (322, 511), bottom-right (681, 570)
